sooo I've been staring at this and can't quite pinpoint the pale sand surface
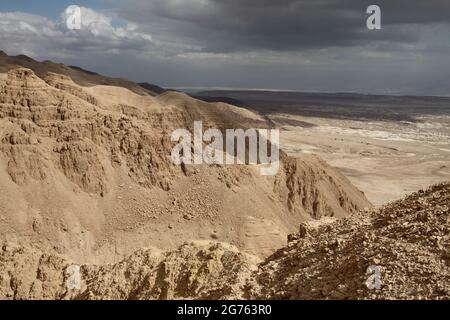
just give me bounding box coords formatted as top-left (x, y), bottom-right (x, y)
top-left (274, 113), bottom-right (450, 205)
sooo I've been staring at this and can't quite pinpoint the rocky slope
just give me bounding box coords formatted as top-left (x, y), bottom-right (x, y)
top-left (0, 64), bottom-right (370, 263)
top-left (0, 183), bottom-right (448, 300)
top-left (252, 182), bottom-right (449, 300)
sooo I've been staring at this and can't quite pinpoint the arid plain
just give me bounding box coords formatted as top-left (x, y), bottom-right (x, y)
top-left (278, 114), bottom-right (450, 205)
top-left (196, 90), bottom-right (450, 206)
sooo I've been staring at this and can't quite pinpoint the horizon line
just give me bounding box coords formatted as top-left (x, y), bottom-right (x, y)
top-left (168, 86), bottom-right (450, 98)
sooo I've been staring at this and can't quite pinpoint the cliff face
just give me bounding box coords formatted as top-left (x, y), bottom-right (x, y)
top-left (277, 154), bottom-right (369, 220)
top-left (0, 65), bottom-right (369, 263)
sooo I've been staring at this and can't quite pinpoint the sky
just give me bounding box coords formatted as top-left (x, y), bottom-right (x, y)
top-left (0, 0), bottom-right (450, 95)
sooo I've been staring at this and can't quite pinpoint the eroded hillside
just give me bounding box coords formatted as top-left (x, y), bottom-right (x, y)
top-left (0, 64), bottom-right (369, 263)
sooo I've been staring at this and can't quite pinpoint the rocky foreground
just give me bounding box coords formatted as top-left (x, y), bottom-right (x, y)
top-left (253, 182), bottom-right (449, 300)
top-left (1, 183), bottom-right (448, 300)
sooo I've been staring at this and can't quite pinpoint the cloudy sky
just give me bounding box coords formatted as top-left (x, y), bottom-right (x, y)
top-left (0, 0), bottom-right (450, 95)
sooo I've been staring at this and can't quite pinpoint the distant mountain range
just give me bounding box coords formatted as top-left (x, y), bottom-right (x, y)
top-left (0, 50), bottom-right (164, 96)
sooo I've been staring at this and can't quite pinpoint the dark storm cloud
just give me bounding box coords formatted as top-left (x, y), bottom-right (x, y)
top-left (2, 1), bottom-right (450, 94)
top-left (117, 0), bottom-right (450, 53)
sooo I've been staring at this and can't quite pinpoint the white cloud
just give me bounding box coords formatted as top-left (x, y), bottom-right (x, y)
top-left (0, 6), bottom-right (154, 59)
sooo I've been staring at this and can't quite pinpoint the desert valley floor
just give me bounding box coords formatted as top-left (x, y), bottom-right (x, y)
top-left (195, 90), bottom-right (450, 206)
top-left (277, 114), bottom-right (450, 205)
